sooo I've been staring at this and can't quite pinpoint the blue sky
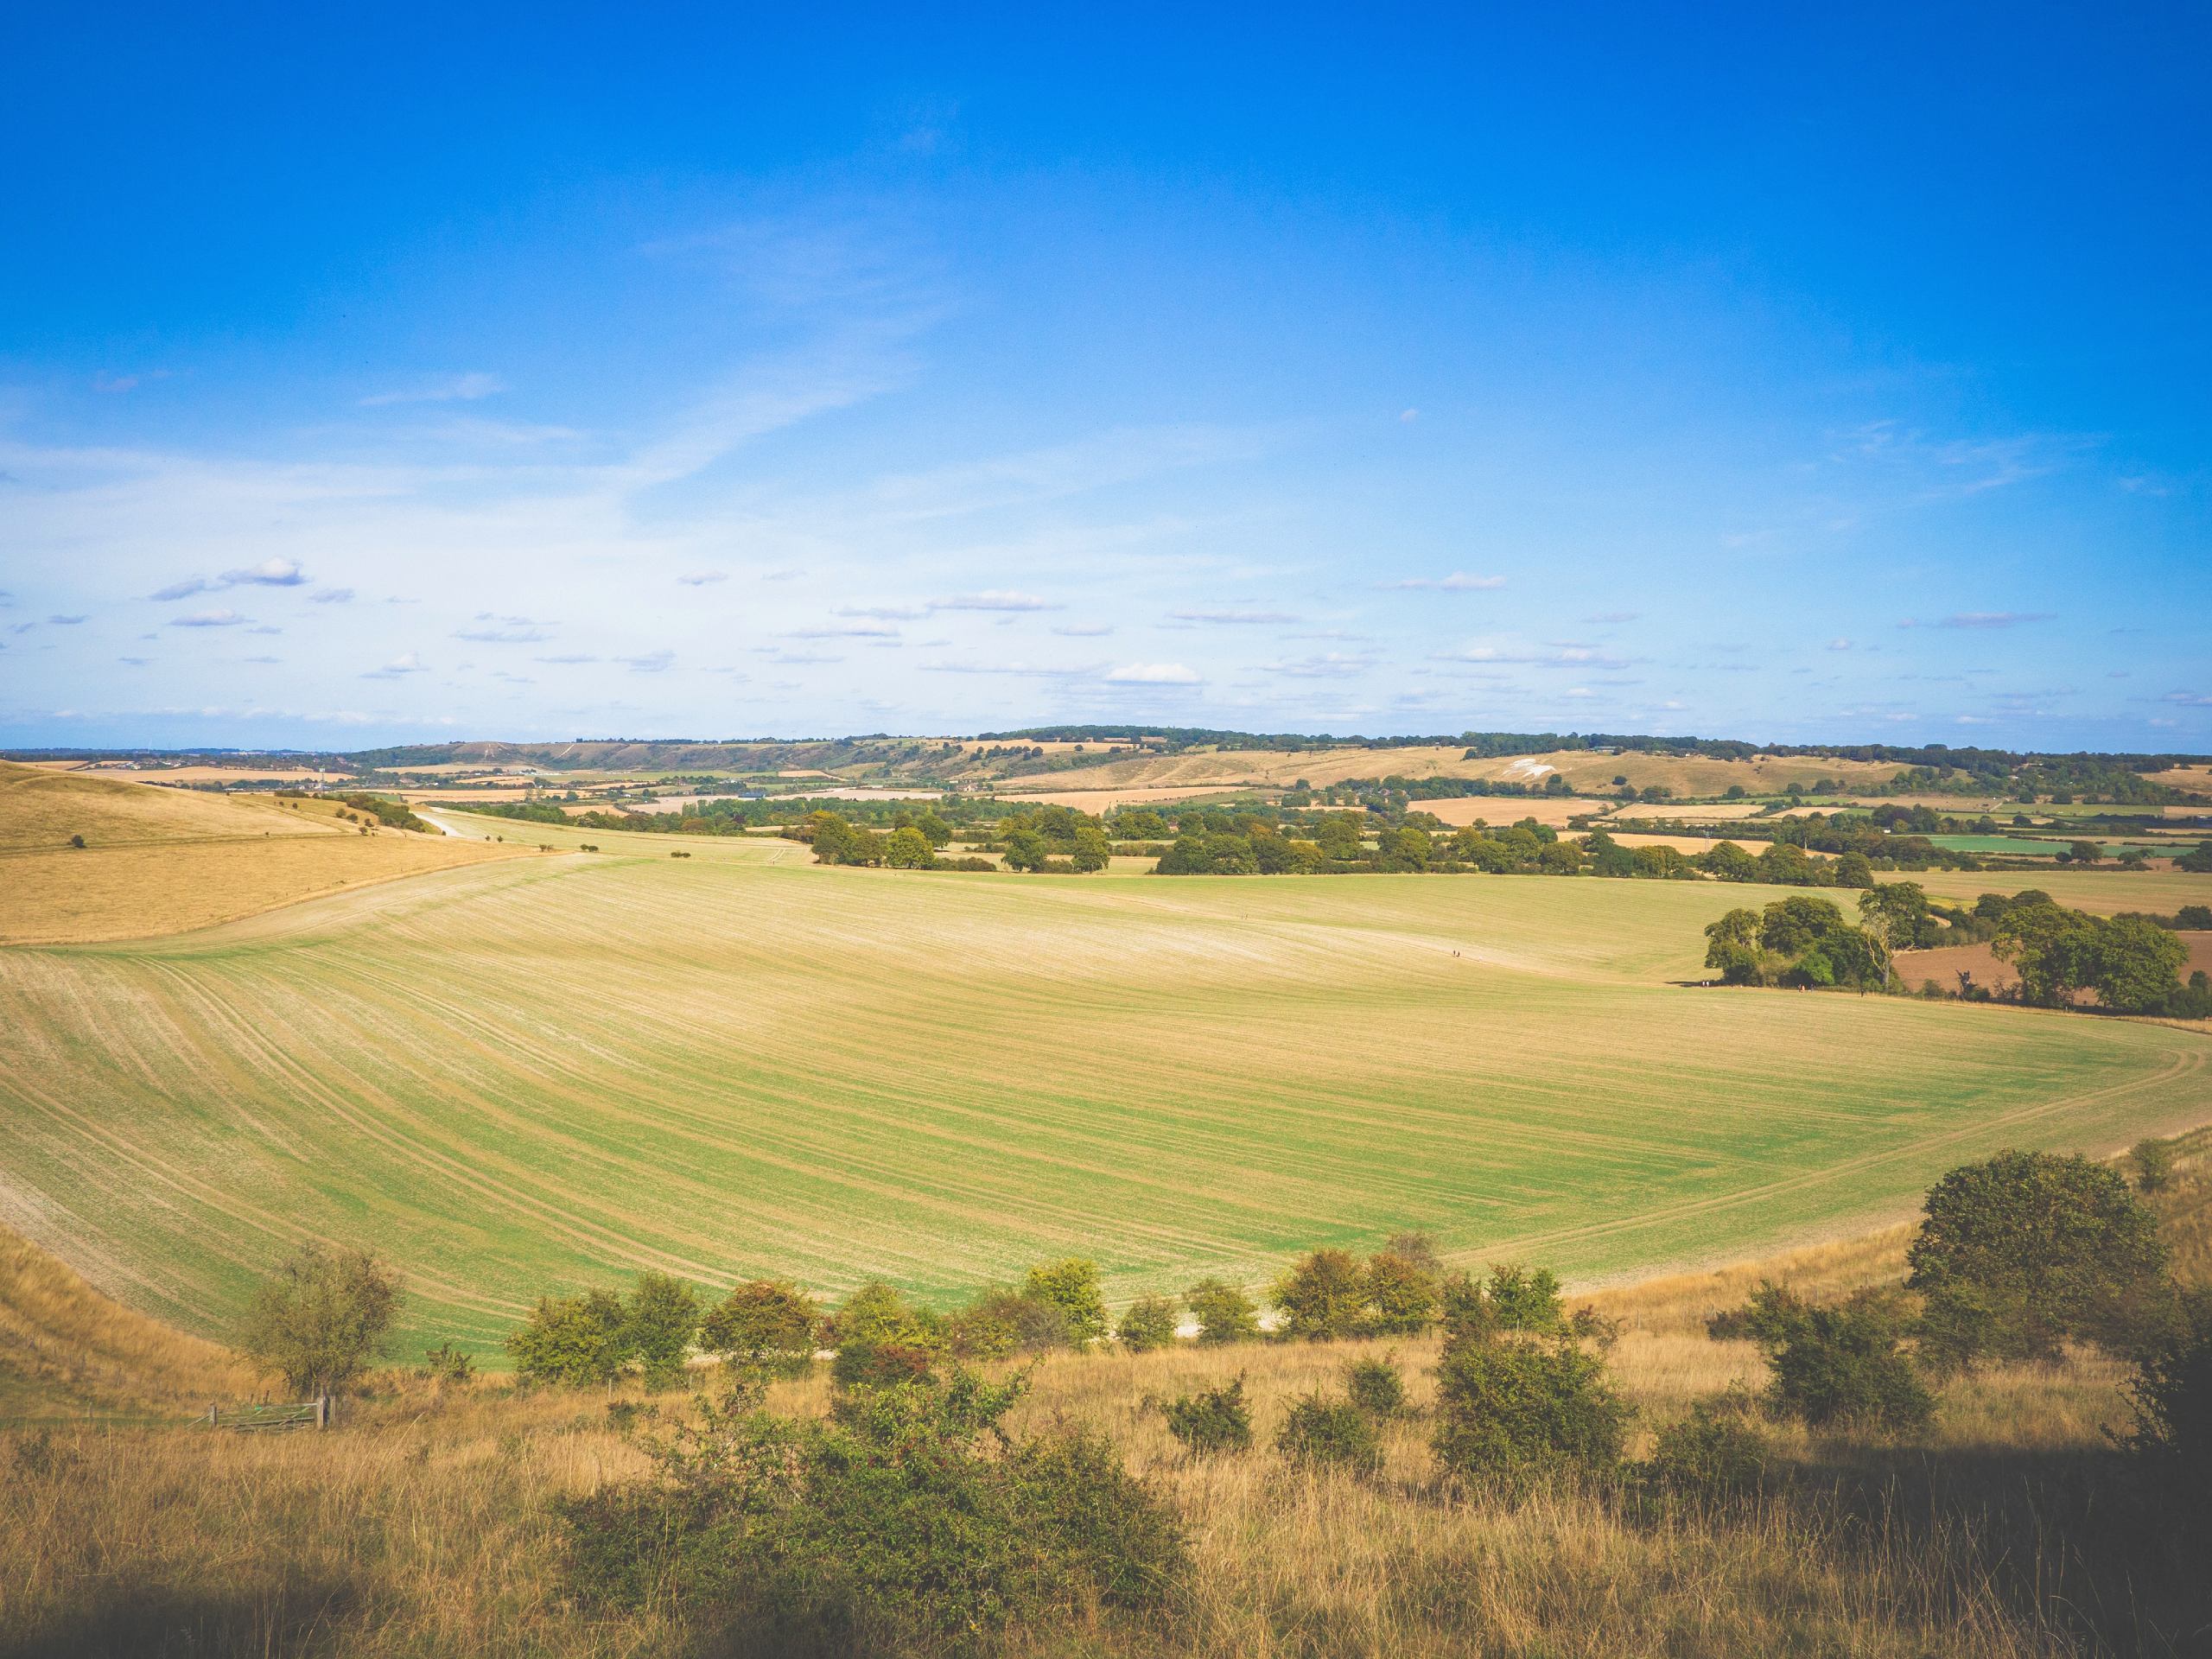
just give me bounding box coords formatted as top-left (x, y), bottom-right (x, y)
top-left (3, 5), bottom-right (2206, 752)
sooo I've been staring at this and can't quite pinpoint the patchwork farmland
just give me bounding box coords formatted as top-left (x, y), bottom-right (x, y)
top-left (1, 806), bottom-right (2202, 1359)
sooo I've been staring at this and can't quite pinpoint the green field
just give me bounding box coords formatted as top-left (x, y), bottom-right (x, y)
top-left (2, 813), bottom-right (2207, 1357)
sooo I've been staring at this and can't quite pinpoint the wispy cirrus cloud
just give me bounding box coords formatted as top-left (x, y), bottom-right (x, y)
top-left (931, 590), bottom-right (1060, 613)
top-left (454, 613), bottom-right (550, 643)
top-left (168, 608), bottom-right (246, 628)
top-left (1168, 607), bottom-right (1297, 626)
top-left (1106, 661), bottom-right (1201, 683)
top-left (1374, 572), bottom-right (1504, 592)
top-left (359, 372), bottom-right (505, 407)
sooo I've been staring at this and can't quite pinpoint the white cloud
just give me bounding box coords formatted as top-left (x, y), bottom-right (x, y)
top-left (1106, 662), bottom-right (1201, 684)
top-left (222, 556), bottom-right (307, 587)
top-left (169, 608), bottom-right (245, 627)
top-left (1052, 624), bottom-right (1113, 637)
top-left (620, 649), bottom-right (676, 672)
top-left (1168, 608), bottom-right (1297, 625)
top-left (677, 570), bottom-right (728, 586)
top-left (364, 652), bottom-right (427, 677)
top-left (313, 587), bottom-right (355, 604)
top-left (931, 590), bottom-right (1060, 612)
top-left (359, 372), bottom-right (505, 407)
top-left (1374, 573), bottom-right (1504, 592)
top-left (48, 613), bottom-right (87, 625)
top-left (454, 613), bottom-right (550, 643)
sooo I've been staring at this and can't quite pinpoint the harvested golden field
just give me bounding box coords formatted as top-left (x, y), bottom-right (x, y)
top-left (1915, 865), bottom-right (2212, 916)
top-left (0, 763), bottom-right (521, 944)
top-left (1407, 794), bottom-right (1613, 828)
top-left (3, 805), bottom-right (2207, 1363)
top-left (1007, 746), bottom-right (1907, 798)
top-left (1895, 934), bottom-right (2212, 1003)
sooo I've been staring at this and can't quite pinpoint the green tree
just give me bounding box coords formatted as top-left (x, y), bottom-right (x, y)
top-left (1069, 824), bottom-right (1112, 872)
top-left (2092, 917), bottom-right (2190, 1013)
top-left (508, 1289), bottom-right (632, 1389)
top-left (1024, 1259), bottom-right (1109, 1344)
top-left (1993, 899), bottom-right (2103, 1004)
top-left (1002, 827), bottom-right (1051, 871)
top-left (1186, 1278), bottom-right (1261, 1344)
top-left (699, 1280), bottom-right (818, 1377)
top-left (1703, 907), bottom-right (1764, 984)
top-left (828, 1281), bottom-right (944, 1388)
top-left (1907, 1150), bottom-right (2169, 1369)
top-left (883, 825), bottom-right (935, 868)
top-left (623, 1272), bottom-right (702, 1392)
top-left (1703, 841), bottom-right (1758, 882)
top-left (238, 1243), bottom-right (403, 1397)
top-left (1273, 1248), bottom-right (1369, 1340)
top-left (1858, 881), bottom-right (1935, 949)
top-left (1116, 1294), bottom-right (1179, 1353)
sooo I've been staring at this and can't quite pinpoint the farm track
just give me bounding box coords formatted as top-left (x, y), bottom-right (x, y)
top-left (2, 816), bottom-right (2207, 1355)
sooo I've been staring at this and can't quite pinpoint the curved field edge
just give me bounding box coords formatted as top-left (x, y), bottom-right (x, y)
top-left (1, 829), bottom-right (2206, 1360)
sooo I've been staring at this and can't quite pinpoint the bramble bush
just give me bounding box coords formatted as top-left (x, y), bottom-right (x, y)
top-left (1162, 1378), bottom-right (1252, 1457)
top-left (1116, 1293), bottom-right (1180, 1353)
top-left (1431, 1324), bottom-right (1630, 1481)
top-left (1711, 1283), bottom-right (1933, 1433)
top-left (1344, 1354), bottom-right (1407, 1418)
top-left (1643, 1389), bottom-right (1770, 1495)
top-left (1185, 1278), bottom-right (1261, 1345)
top-left (562, 1369), bottom-right (1186, 1656)
top-left (1275, 1391), bottom-right (1382, 1477)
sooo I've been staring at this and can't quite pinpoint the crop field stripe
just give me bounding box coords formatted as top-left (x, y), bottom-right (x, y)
top-left (3, 825), bottom-right (2208, 1351)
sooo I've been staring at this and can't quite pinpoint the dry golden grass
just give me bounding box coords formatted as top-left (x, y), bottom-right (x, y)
top-left (1915, 866), bottom-right (2212, 917)
top-left (0, 763), bottom-right (523, 944)
top-left (1007, 746), bottom-right (1906, 799)
top-left (4, 1141), bottom-right (2208, 1656)
top-left (0, 1225), bottom-right (255, 1422)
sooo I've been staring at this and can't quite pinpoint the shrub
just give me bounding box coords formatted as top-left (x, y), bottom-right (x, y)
top-left (1644, 1390), bottom-right (1770, 1494)
top-left (1484, 1262), bottom-right (1567, 1333)
top-left (626, 1272), bottom-right (702, 1393)
top-left (418, 1341), bottom-right (474, 1384)
top-left (1273, 1248), bottom-right (1368, 1340)
top-left (1432, 1330), bottom-right (1630, 1480)
top-left (1023, 1258), bottom-right (1109, 1344)
top-left (1907, 1150), bottom-right (2169, 1370)
top-left (563, 1369), bottom-right (1185, 1652)
top-left (1344, 1354), bottom-right (1407, 1418)
top-left (2123, 1289), bottom-right (2212, 1527)
top-left (1364, 1249), bottom-right (1440, 1335)
top-left (699, 1279), bottom-right (818, 1377)
top-left (2132, 1138), bottom-right (2177, 1196)
top-left (238, 1243), bottom-right (403, 1397)
top-left (827, 1281), bottom-right (944, 1388)
top-left (1276, 1392), bottom-right (1382, 1476)
top-left (1714, 1282), bottom-right (1933, 1433)
top-left (1163, 1378), bottom-right (1253, 1456)
top-left (507, 1289), bottom-right (632, 1389)
top-left (1117, 1294), bottom-right (1180, 1353)
top-left (1186, 1277), bottom-right (1261, 1345)
top-left (949, 1287), bottom-right (1073, 1359)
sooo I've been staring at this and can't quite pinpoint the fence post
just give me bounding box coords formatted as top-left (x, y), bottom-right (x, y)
top-left (316, 1394), bottom-right (330, 1429)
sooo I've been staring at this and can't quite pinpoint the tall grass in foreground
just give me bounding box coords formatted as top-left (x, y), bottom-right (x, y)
top-left (3, 1138), bottom-right (2208, 1657)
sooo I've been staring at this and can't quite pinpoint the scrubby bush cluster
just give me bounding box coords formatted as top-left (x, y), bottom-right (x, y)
top-left (561, 1368), bottom-right (1186, 1654)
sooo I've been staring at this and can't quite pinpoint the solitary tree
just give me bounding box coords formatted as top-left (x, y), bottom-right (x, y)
top-left (1186, 1278), bottom-right (1261, 1344)
top-left (1909, 1150), bottom-right (2169, 1369)
top-left (239, 1243), bottom-right (403, 1397)
top-left (1023, 1258), bottom-right (1109, 1343)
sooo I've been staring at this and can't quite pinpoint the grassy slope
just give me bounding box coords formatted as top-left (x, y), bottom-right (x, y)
top-left (0, 762), bottom-right (518, 944)
top-left (3, 809), bottom-right (2206, 1360)
top-left (4, 1137), bottom-right (2209, 1658)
